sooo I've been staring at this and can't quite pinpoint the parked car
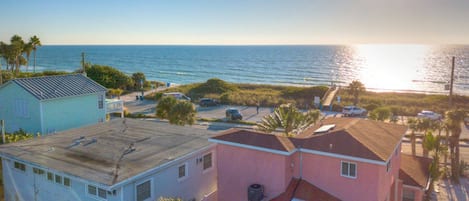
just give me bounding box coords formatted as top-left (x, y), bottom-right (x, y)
top-left (163, 92), bottom-right (191, 101)
top-left (417, 110), bottom-right (442, 120)
top-left (226, 108), bottom-right (243, 120)
top-left (199, 98), bottom-right (219, 107)
top-left (342, 106), bottom-right (367, 117)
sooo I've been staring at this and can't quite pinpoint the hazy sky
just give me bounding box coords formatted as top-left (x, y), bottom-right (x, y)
top-left (1, 0), bottom-right (469, 45)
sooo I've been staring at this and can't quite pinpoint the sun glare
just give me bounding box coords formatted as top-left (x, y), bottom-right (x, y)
top-left (352, 44), bottom-right (431, 92)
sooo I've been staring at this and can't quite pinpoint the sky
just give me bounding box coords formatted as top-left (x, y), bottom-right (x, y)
top-left (1, 0), bottom-right (469, 45)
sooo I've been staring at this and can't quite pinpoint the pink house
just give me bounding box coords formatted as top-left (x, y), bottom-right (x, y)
top-left (209, 118), bottom-right (431, 201)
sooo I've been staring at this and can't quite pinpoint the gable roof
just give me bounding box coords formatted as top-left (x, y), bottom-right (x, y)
top-left (298, 118), bottom-right (406, 162)
top-left (9, 74), bottom-right (107, 100)
top-left (211, 129), bottom-right (296, 153)
top-left (399, 154), bottom-right (432, 189)
top-left (0, 119), bottom-right (216, 187)
top-left (211, 118), bottom-right (407, 163)
top-left (271, 178), bottom-right (341, 201)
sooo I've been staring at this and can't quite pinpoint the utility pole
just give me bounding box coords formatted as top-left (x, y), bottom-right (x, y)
top-left (449, 56), bottom-right (455, 107)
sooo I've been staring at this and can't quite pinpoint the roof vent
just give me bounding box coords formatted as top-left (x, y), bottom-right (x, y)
top-left (314, 124), bottom-right (335, 134)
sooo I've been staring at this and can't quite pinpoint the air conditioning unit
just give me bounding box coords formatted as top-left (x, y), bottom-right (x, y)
top-left (248, 184), bottom-right (264, 201)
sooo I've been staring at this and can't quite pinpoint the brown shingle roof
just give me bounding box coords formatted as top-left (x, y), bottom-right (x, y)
top-left (211, 129), bottom-right (296, 153)
top-left (271, 178), bottom-right (341, 201)
top-left (211, 118), bottom-right (407, 162)
top-left (298, 118), bottom-right (406, 161)
top-left (399, 154), bottom-right (432, 188)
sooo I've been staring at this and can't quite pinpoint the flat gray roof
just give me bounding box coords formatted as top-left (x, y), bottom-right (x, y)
top-left (0, 119), bottom-right (215, 186)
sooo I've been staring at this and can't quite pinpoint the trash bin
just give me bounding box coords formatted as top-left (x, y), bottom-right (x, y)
top-left (136, 95), bottom-right (139, 100)
top-left (140, 96), bottom-right (144, 101)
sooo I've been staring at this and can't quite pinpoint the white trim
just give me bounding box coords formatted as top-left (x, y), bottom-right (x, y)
top-left (402, 184), bottom-right (424, 191)
top-left (135, 178), bottom-right (153, 201)
top-left (39, 102), bottom-right (44, 135)
top-left (300, 148), bottom-right (386, 166)
top-left (340, 161), bottom-right (357, 179)
top-left (110, 143), bottom-right (216, 188)
top-left (208, 138), bottom-right (293, 156)
top-left (209, 139), bottom-right (389, 166)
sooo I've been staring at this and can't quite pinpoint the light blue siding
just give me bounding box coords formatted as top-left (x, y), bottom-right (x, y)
top-left (0, 83), bottom-right (41, 134)
top-left (2, 159), bottom-right (122, 201)
top-left (121, 147), bottom-right (217, 201)
top-left (41, 92), bottom-right (106, 134)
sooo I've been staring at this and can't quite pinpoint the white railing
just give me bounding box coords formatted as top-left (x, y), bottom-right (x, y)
top-left (106, 99), bottom-right (124, 114)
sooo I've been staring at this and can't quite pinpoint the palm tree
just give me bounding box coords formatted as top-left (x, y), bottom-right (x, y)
top-left (156, 96), bottom-right (177, 119)
top-left (257, 104), bottom-right (320, 137)
top-left (23, 42), bottom-right (33, 72)
top-left (10, 35), bottom-right (25, 76)
top-left (445, 109), bottom-right (467, 182)
top-left (417, 118), bottom-right (434, 158)
top-left (168, 101), bottom-right (196, 126)
top-left (30, 35), bottom-right (41, 73)
top-left (348, 80), bottom-right (365, 105)
top-left (407, 118), bottom-right (418, 156)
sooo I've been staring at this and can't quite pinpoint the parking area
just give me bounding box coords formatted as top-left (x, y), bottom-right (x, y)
top-left (196, 105), bottom-right (274, 122)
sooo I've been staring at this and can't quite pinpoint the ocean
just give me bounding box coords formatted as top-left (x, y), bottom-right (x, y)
top-left (13, 45), bottom-right (469, 95)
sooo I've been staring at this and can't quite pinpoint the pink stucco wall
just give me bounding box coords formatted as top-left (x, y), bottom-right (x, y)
top-left (294, 148), bottom-right (401, 201)
top-left (216, 144), bottom-right (292, 201)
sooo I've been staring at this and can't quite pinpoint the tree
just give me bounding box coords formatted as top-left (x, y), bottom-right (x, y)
top-left (369, 106), bottom-right (392, 121)
top-left (23, 42), bottom-right (33, 72)
top-left (168, 101), bottom-right (196, 126)
top-left (348, 80), bottom-right (365, 105)
top-left (156, 96), bottom-right (177, 119)
top-left (423, 133), bottom-right (444, 196)
top-left (131, 72), bottom-right (146, 89)
top-left (416, 118), bottom-right (435, 158)
top-left (109, 88), bottom-right (124, 99)
top-left (10, 35), bottom-right (25, 75)
top-left (85, 64), bottom-right (131, 89)
top-left (445, 109), bottom-right (467, 182)
top-left (30, 35), bottom-right (41, 73)
top-left (407, 118), bottom-right (418, 156)
top-left (257, 104), bottom-right (320, 137)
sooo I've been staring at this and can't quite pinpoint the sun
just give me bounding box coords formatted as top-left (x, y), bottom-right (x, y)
top-left (352, 44), bottom-right (431, 92)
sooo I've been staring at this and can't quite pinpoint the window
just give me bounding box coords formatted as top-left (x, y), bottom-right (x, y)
top-left (14, 162), bottom-right (26, 171)
top-left (178, 163), bottom-right (187, 180)
top-left (98, 188), bottom-right (107, 199)
top-left (136, 180), bottom-right (151, 201)
top-left (55, 175), bottom-right (62, 184)
top-left (33, 168), bottom-right (45, 175)
top-left (341, 161), bottom-right (357, 178)
top-left (64, 177), bottom-right (71, 187)
top-left (88, 185), bottom-right (106, 199)
top-left (98, 95), bottom-right (104, 109)
top-left (88, 185), bottom-right (97, 196)
top-left (47, 172), bottom-right (54, 181)
top-left (203, 153), bottom-right (212, 170)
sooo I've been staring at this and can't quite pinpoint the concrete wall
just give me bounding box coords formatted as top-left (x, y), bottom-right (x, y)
top-left (41, 92), bottom-right (106, 134)
top-left (216, 144), bottom-right (291, 201)
top-left (0, 83), bottom-right (41, 134)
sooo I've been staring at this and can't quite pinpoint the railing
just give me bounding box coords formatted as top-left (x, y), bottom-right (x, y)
top-left (106, 99), bottom-right (124, 114)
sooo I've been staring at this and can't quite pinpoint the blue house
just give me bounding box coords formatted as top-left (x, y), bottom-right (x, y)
top-left (0, 74), bottom-right (107, 134)
top-left (0, 119), bottom-right (218, 201)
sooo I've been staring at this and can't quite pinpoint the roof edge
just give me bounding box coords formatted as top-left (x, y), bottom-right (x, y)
top-left (209, 138), bottom-right (294, 156)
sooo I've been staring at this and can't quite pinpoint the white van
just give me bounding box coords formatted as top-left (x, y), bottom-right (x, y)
top-left (163, 92), bottom-right (191, 101)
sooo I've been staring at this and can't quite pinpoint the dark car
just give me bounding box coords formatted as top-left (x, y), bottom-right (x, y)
top-left (199, 98), bottom-right (219, 107)
top-left (226, 108), bottom-right (243, 120)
